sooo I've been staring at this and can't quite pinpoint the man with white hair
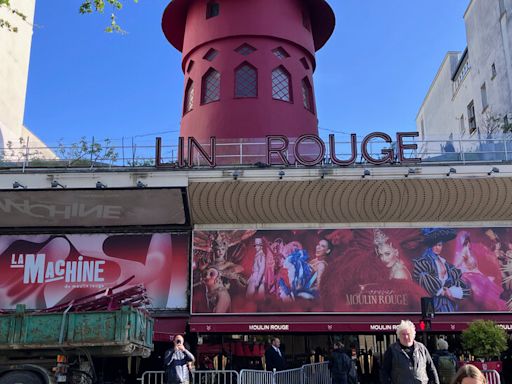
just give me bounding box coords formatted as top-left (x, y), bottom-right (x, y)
top-left (380, 320), bottom-right (439, 384)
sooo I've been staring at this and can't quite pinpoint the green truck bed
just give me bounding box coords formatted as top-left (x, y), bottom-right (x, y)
top-left (0, 305), bottom-right (153, 357)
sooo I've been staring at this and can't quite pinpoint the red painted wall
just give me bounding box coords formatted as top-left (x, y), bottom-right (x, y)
top-left (162, 0), bottom-right (334, 141)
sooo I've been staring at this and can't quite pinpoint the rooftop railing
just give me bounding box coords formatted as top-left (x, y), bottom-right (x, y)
top-left (0, 135), bottom-right (510, 170)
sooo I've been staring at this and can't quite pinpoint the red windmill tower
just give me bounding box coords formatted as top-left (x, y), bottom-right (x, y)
top-left (162, 0), bottom-right (335, 153)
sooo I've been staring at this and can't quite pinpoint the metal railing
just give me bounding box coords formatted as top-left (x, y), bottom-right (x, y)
top-left (482, 369), bottom-right (501, 384)
top-left (274, 367), bottom-right (303, 384)
top-left (301, 362), bottom-right (332, 384)
top-left (2, 136), bottom-right (512, 170)
top-left (138, 363), bottom-right (331, 384)
top-left (238, 369), bottom-right (274, 384)
top-left (192, 370), bottom-right (239, 384)
top-left (240, 362), bottom-right (331, 384)
top-left (137, 370), bottom-right (165, 384)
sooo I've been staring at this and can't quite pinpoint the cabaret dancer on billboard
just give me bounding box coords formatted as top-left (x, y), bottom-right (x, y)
top-left (282, 242), bottom-right (315, 300)
top-left (201, 267), bottom-right (231, 313)
top-left (265, 238), bottom-right (285, 295)
top-left (374, 229), bottom-right (411, 280)
top-left (486, 229), bottom-right (512, 302)
top-left (193, 230), bottom-right (255, 313)
top-left (453, 231), bottom-right (506, 311)
top-left (308, 238), bottom-right (332, 290)
top-left (413, 228), bottom-right (469, 312)
top-left (246, 238), bottom-right (266, 297)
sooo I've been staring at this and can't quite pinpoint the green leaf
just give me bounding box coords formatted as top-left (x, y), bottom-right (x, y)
top-left (462, 320), bottom-right (508, 360)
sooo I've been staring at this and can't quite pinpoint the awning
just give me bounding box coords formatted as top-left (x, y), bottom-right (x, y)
top-left (153, 317), bottom-right (189, 342)
top-left (189, 314), bottom-right (512, 333)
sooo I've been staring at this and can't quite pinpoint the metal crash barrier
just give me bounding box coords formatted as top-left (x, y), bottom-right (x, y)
top-left (240, 362), bottom-right (331, 384)
top-left (239, 369), bottom-right (274, 384)
top-left (138, 370), bottom-right (240, 384)
top-left (301, 362), bottom-right (332, 384)
top-left (139, 363), bottom-right (331, 384)
top-left (482, 370), bottom-right (501, 384)
top-left (138, 371), bottom-right (165, 384)
top-left (274, 367), bottom-right (303, 384)
top-left (192, 370), bottom-right (240, 384)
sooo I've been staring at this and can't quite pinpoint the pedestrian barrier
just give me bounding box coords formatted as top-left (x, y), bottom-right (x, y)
top-left (301, 362), bottom-right (332, 384)
top-left (239, 369), bottom-right (274, 384)
top-left (191, 370), bottom-right (240, 384)
top-left (138, 370), bottom-right (240, 384)
top-left (137, 370), bottom-right (165, 384)
top-left (274, 367), bottom-right (303, 384)
top-left (482, 370), bottom-right (500, 384)
top-left (239, 362), bottom-right (331, 384)
top-left (139, 363), bottom-right (330, 384)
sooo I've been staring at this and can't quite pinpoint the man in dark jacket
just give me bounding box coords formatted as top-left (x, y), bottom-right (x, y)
top-left (265, 337), bottom-right (286, 372)
top-left (164, 335), bottom-right (195, 384)
top-left (329, 342), bottom-right (352, 384)
top-left (380, 320), bottom-right (439, 384)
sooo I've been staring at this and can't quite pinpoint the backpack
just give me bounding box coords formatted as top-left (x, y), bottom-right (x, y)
top-left (346, 358), bottom-right (357, 384)
top-left (438, 355), bottom-right (456, 384)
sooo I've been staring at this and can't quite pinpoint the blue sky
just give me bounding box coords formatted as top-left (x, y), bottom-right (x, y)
top-left (24, 0), bottom-right (469, 147)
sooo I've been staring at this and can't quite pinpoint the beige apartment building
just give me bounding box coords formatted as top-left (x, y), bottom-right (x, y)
top-left (0, 0), bottom-right (54, 160)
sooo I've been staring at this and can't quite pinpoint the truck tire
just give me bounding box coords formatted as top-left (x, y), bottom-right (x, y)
top-left (0, 371), bottom-right (44, 384)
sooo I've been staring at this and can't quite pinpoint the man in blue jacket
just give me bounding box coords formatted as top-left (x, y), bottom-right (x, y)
top-left (164, 335), bottom-right (195, 384)
top-left (329, 342), bottom-right (354, 384)
top-left (265, 337), bottom-right (286, 372)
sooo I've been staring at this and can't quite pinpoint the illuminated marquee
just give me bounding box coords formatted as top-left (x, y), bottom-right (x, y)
top-left (155, 132), bottom-right (420, 168)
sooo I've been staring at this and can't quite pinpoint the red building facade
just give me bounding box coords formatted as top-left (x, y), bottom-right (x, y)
top-left (162, 0), bottom-right (335, 141)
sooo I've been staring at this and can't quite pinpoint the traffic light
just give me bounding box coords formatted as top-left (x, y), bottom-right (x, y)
top-left (421, 297), bottom-right (435, 319)
top-left (419, 319), bottom-right (432, 331)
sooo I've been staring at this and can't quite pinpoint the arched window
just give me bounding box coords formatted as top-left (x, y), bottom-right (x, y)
top-left (201, 68), bottom-right (221, 104)
top-left (235, 63), bottom-right (257, 98)
top-left (206, 2), bottom-right (220, 19)
top-left (183, 79), bottom-right (194, 114)
top-left (272, 66), bottom-right (292, 102)
top-left (302, 77), bottom-right (314, 113)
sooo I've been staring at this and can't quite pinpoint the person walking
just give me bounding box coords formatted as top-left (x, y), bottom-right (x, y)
top-left (265, 337), bottom-right (286, 372)
top-left (164, 335), bottom-right (195, 384)
top-left (329, 342), bottom-right (356, 384)
top-left (432, 339), bottom-right (457, 384)
top-left (380, 320), bottom-right (439, 384)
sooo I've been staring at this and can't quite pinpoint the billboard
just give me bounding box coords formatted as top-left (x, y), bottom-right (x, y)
top-left (192, 228), bottom-right (511, 314)
top-left (1, 232), bottom-right (189, 310)
top-left (0, 188), bottom-right (187, 228)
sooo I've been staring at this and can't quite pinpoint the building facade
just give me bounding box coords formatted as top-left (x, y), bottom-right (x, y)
top-left (2, 0), bottom-right (512, 380)
top-left (162, 0), bottom-right (334, 142)
top-left (0, 0), bottom-right (54, 159)
top-left (416, 0), bottom-right (512, 157)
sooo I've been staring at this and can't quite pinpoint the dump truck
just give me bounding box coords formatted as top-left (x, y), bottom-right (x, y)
top-left (0, 282), bottom-right (154, 384)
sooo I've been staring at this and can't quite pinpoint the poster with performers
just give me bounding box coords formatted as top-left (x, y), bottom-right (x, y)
top-left (191, 227), bottom-right (511, 314)
top-left (0, 232), bottom-right (189, 310)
